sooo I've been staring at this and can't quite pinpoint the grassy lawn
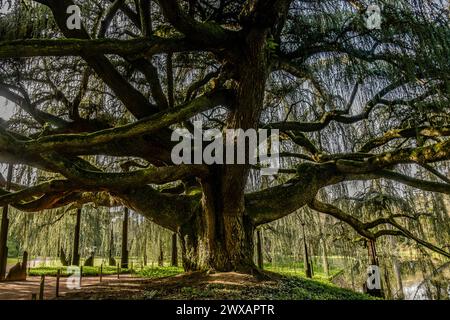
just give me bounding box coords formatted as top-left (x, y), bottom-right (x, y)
top-left (264, 261), bottom-right (343, 282)
top-left (27, 265), bottom-right (184, 278)
top-left (28, 265), bottom-right (129, 277)
top-left (26, 260), bottom-right (372, 300)
top-left (173, 274), bottom-right (374, 300)
top-left (271, 274), bottom-right (374, 300)
top-left (6, 258), bottom-right (19, 265)
top-left (59, 270), bottom-right (374, 300)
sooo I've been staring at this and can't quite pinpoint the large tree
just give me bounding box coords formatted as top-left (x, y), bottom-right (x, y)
top-left (0, 0), bottom-right (449, 272)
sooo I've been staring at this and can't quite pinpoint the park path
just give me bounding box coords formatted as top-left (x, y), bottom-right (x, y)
top-left (0, 274), bottom-right (142, 300)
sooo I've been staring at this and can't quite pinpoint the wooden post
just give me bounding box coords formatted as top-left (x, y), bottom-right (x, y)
top-left (117, 262), bottom-right (120, 279)
top-left (80, 266), bottom-right (83, 287)
top-left (99, 264), bottom-right (103, 282)
top-left (0, 164), bottom-right (13, 281)
top-left (38, 275), bottom-right (45, 300)
top-left (55, 269), bottom-right (61, 298)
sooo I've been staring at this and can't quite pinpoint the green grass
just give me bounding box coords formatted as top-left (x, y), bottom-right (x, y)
top-left (27, 265), bottom-right (184, 278)
top-left (275, 275), bottom-right (375, 300)
top-left (28, 266), bottom-right (131, 277)
top-left (25, 259), bottom-right (372, 300)
top-left (264, 262), bottom-right (342, 282)
top-left (139, 272), bottom-right (375, 300)
top-left (135, 266), bottom-right (183, 278)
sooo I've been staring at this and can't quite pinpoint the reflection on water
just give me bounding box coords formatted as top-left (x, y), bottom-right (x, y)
top-left (403, 273), bottom-right (450, 300)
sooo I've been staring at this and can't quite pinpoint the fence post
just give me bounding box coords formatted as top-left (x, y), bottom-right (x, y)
top-left (99, 264), bottom-right (103, 282)
top-left (56, 269), bottom-right (61, 298)
top-left (80, 266), bottom-right (83, 287)
top-left (117, 263), bottom-right (120, 279)
top-left (38, 275), bottom-right (45, 300)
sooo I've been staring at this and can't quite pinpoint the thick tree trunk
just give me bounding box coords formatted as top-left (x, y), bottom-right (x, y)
top-left (179, 179), bottom-right (256, 272)
top-left (179, 218), bottom-right (256, 272)
top-left (179, 28), bottom-right (269, 273)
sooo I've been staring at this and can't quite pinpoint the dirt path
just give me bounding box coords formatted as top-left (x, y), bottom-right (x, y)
top-left (0, 275), bottom-right (143, 300)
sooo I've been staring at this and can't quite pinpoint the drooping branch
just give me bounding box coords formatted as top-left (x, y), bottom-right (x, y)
top-left (335, 139), bottom-right (450, 173)
top-left (0, 83), bottom-right (69, 127)
top-left (266, 80), bottom-right (406, 134)
top-left (374, 170), bottom-right (450, 195)
top-left (360, 126), bottom-right (450, 153)
top-left (309, 198), bottom-right (450, 259)
top-left (308, 198), bottom-right (376, 239)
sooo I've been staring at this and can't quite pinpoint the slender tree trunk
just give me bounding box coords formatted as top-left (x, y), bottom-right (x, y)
top-left (393, 258), bottom-right (404, 299)
top-left (171, 233), bottom-right (178, 267)
top-left (121, 208), bottom-right (129, 269)
top-left (0, 209), bottom-right (9, 281)
top-left (302, 223), bottom-right (312, 278)
top-left (390, 234), bottom-right (405, 299)
top-left (366, 239), bottom-right (384, 298)
top-left (56, 231), bottom-right (61, 258)
top-left (320, 238), bottom-right (330, 277)
top-left (143, 231), bottom-right (148, 266)
top-left (158, 238), bottom-right (164, 267)
top-left (383, 264), bottom-right (393, 299)
top-left (166, 53), bottom-right (174, 109)
top-left (256, 229), bottom-right (263, 269)
top-left (72, 208), bottom-right (82, 266)
top-left (0, 164), bottom-right (12, 281)
top-left (108, 226), bottom-right (115, 266)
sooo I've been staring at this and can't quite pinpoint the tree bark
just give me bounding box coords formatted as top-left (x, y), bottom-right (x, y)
top-left (0, 164), bottom-right (12, 281)
top-left (72, 208), bottom-right (82, 266)
top-left (179, 212), bottom-right (256, 272)
top-left (320, 238), bottom-right (330, 277)
top-left (179, 179), bottom-right (256, 272)
top-left (171, 233), bottom-right (178, 267)
top-left (302, 224), bottom-right (312, 278)
top-left (121, 207), bottom-right (129, 269)
top-left (158, 237), bottom-right (164, 267)
top-left (256, 229), bottom-right (263, 269)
